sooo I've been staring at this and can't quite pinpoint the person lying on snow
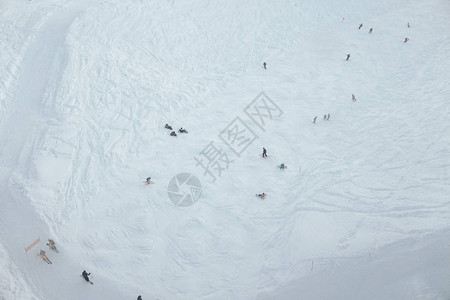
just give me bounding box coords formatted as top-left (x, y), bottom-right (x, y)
top-left (170, 131), bottom-right (177, 136)
top-left (178, 128), bottom-right (188, 133)
top-left (165, 124), bottom-right (173, 130)
top-left (257, 193), bottom-right (266, 199)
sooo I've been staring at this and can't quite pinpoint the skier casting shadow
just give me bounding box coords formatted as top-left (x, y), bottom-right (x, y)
top-left (262, 147), bottom-right (268, 158)
top-left (82, 270), bottom-right (93, 285)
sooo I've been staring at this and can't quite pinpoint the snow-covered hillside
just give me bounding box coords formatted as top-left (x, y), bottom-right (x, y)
top-left (0, 0), bottom-right (449, 299)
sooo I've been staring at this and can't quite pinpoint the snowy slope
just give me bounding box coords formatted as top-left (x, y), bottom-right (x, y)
top-left (0, 0), bottom-right (449, 299)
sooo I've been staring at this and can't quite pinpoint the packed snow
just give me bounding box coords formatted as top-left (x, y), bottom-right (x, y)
top-left (0, 0), bottom-right (449, 299)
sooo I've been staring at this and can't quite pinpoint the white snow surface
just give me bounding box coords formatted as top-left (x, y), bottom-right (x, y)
top-left (1, 0), bottom-right (449, 299)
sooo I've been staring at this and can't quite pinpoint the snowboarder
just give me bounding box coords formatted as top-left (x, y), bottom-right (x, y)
top-left (257, 193), bottom-right (266, 199)
top-left (263, 62), bottom-right (267, 69)
top-left (137, 296), bottom-right (142, 300)
top-left (82, 270), bottom-right (93, 284)
top-left (346, 54), bottom-right (350, 61)
top-left (170, 131), bottom-right (177, 136)
top-left (313, 116), bottom-right (317, 123)
top-left (165, 124), bottom-right (173, 130)
top-left (358, 23), bottom-right (363, 29)
top-left (262, 147), bottom-right (267, 158)
top-left (369, 28), bottom-right (373, 34)
top-left (327, 113), bottom-right (330, 120)
top-left (404, 37), bottom-right (409, 43)
top-left (39, 250), bottom-right (51, 264)
top-left (178, 128), bottom-right (188, 133)
top-left (352, 94), bottom-right (356, 102)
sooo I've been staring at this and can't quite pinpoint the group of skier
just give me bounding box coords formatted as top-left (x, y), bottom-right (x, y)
top-left (347, 22), bottom-right (411, 61)
top-left (312, 113), bottom-right (331, 124)
top-left (165, 123), bottom-right (188, 136)
top-left (256, 147), bottom-right (288, 199)
top-left (340, 21), bottom-right (411, 123)
top-left (38, 239), bottom-right (58, 264)
top-left (36, 239), bottom-right (98, 286)
top-left (358, 23), bottom-right (373, 34)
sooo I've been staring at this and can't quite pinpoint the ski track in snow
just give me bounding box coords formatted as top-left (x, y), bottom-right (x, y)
top-left (0, 0), bottom-right (449, 299)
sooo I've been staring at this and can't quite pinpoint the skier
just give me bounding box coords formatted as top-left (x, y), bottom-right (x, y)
top-left (178, 128), bottom-right (188, 133)
top-left (137, 296), bottom-right (142, 300)
top-left (47, 239), bottom-right (58, 252)
top-left (263, 62), bottom-right (267, 69)
top-left (82, 270), bottom-right (93, 284)
top-left (346, 54), bottom-right (350, 61)
top-left (313, 116), bottom-right (317, 123)
top-left (358, 23), bottom-right (363, 29)
top-left (369, 28), bottom-right (373, 34)
top-left (327, 113), bottom-right (330, 120)
top-left (165, 124), bottom-right (173, 130)
top-left (170, 131), bottom-right (177, 136)
top-left (279, 163), bottom-right (286, 170)
top-left (262, 147), bottom-right (267, 158)
top-left (146, 177), bottom-right (152, 184)
top-left (352, 94), bottom-right (356, 102)
top-left (404, 37), bottom-right (409, 43)
top-left (39, 250), bottom-right (51, 264)
top-left (257, 193), bottom-right (266, 199)
top-left (323, 114), bottom-right (327, 120)
top-left (407, 22), bottom-right (410, 28)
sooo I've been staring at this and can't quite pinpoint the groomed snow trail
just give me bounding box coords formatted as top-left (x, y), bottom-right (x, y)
top-left (0, 0), bottom-right (449, 299)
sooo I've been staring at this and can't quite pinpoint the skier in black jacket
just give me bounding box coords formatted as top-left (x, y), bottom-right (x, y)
top-left (262, 148), bottom-right (267, 158)
top-left (82, 270), bottom-right (92, 283)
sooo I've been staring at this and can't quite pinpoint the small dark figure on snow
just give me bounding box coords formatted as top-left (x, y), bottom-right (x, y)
top-left (369, 28), bottom-right (373, 34)
top-left (170, 131), bottom-right (177, 136)
top-left (358, 23), bottom-right (363, 29)
top-left (146, 177), bottom-right (151, 183)
top-left (404, 37), bottom-right (409, 43)
top-left (263, 62), bottom-right (267, 69)
top-left (165, 124), bottom-right (172, 130)
top-left (407, 22), bottom-right (410, 28)
top-left (352, 94), bottom-right (356, 102)
top-left (178, 128), bottom-right (188, 133)
top-left (82, 270), bottom-right (91, 283)
top-left (137, 296), bottom-right (142, 300)
top-left (262, 147), bottom-right (267, 158)
top-left (327, 113), bottom-right (330, 120)
top-left (313, 116), bottom-right (317, 123)
top-left (346, 54), bottom-right (350, 61)
top-left (257, 193), bottom-right (266, 199)
top-left (323, 114), bottom-right (327, 120)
